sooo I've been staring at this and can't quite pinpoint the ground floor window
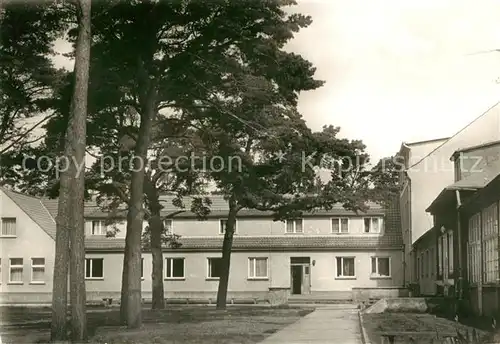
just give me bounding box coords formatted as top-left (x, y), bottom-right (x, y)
top-left (207, 258), bottom-right (223, 279)
top-left (336, 257), bottom-right (355, 278)
top-left (165, 258), bottom-right (184, 279)
top-left (483, 203), bottom-right (499, 283)
top-left (468, 213), bottom-right (481, 283)
top-left (9, 258), bottom-right (23, 283)
top-left (31, 258), bottom-right (45, 283)
top-left (248, 257), bottom-right (268, 279)
top-left (85, 258), bottom-right (103, 279)
top-left (371, 257), bottom-right (390, 277)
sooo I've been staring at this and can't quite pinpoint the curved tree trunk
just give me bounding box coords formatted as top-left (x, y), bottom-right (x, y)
top-left (51, 0), bottom-right (91, 341)
top-left (120, 63), bottom-right (157, 327)
top-left (216, 196), bottom-right (239, 310)
top-left (69, 0), bottom-right (91, 340)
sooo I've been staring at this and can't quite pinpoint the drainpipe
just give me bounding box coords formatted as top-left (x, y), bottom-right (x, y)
top-left (455, 190), bottom-right (463, 301)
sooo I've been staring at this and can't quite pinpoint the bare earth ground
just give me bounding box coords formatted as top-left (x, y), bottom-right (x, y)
top-left (0, 305), bottom-right (314, 344)
top-left (362, 313), bottom-right (491, 344)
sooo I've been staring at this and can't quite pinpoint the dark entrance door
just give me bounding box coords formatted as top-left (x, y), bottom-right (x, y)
top-left (291, 265), bottom-right (302, 294)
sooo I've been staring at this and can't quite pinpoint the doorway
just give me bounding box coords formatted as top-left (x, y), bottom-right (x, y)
top-left (290, 257), bottom-right (311, 295)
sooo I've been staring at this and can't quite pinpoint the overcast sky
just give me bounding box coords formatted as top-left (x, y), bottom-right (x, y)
top-left (52, 0), bottom-right (500, 162)
top-left (286, 0), bottom-right (500, 161)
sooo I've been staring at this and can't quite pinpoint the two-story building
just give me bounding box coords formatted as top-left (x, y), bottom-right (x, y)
top-left (399, 101), bottom-right (500, 294)
top-left (419, 140), bottom-right (500, 316)
top-left (0, 187), bottom-right (404, 305)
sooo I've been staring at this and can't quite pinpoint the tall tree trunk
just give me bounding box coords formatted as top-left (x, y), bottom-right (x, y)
top-left (120, 64), bottom-right (157, 327)
top-left (69, 0), bottom-right (91, 341)
top-left (149, 211), bottom-right (165, 309)
top-left (51, 0), bottom-right (91, 341)
top-left (144, 177), bottom-right (165, 309)
top-left (216, 196), bottom-right (238, 310)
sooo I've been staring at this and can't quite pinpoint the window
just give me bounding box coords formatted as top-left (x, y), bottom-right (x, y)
top-left (285, 219), bottom-right (303, 233)
top-left (1, 218), bottom-right (16, 236)
top-left (420, 252), bottom-right (424, 278)
top-left (248, 258), bottom-right (268, 279)
top-left (9, 258), bottom-right (23, 284)
top-left (207, 258), bottom-right (223, 279)
top-left (363, 217), bottom-right (381, 233)
top-left (468, 213), bottom-right (481, 284)
top-left (0, 258), bottom-right (2, 284)
top-left (165, 258), bottom-right (185, 279)
top-left (371, 257), bottom-right (390, 278)
top-left (438, 236), bottom-right (443, 276)
top-left (141, 258), bottom-right (144, 279)
top-left (425, 250), bottom-right (429, 277)
top-left (336, 257), bottom-right (355, 278)
top-left (219, 219), bottom-right (237, 235)
top-left (417, 256), bottom-right (420, 280)
top-left (163, 219), bottom-right (173, 234)
top-left (448, 231), bottom-right (454, 274)
top-left (331, 218), bottom-right (349, 234)
top-left (442, 233), bottom-right (448, 276)
top-left (91, 220), bottom-right (106, 235)
top-left (85, 258), bottom-right (103, 279)
top-left (454, 157), bottom-right (461, 182)
top-left (482, 203), bottom-right (499, 283)
top-left (430, 247), bottom-right (435, 276)
top-left (31, 258), bottom-right (45, 284)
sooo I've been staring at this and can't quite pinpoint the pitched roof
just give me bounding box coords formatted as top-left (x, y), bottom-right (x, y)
top-left (85, 235), bottom-right (403, 251)
top-left (409, 100), bottom-right (500, 169)
top-left (1, 187), bottom-right (56, 240)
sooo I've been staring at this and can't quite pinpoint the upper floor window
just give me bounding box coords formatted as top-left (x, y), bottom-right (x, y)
top-left (285, 219), bottom-right (303, 234)
top-left (454, 156), bottom-right (461, 182)
top-left (363, 217), bottom-right (381, 233)
top-left (91, 220), bottom-right (107, 235)
top-left (1, 217), bottom-right (16, 236)
top-left (331, 218), bottom-right (349, 234)
top-left (219, 219), bottom-right (237, 235)
top-left (164, 219), bottom-right (173, 234)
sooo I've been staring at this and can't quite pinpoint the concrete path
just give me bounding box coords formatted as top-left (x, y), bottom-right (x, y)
top-left (259, 304), bottom-right (363, 344)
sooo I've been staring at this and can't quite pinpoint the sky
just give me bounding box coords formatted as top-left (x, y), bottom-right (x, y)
top-left (286, 0), bottom-right (500, 161)
top-left (51, 0), bottom-right (500, 163)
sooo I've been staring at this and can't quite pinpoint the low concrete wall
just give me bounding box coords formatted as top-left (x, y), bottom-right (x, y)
top-left (352, 287), bottom-right (408, 301)
top-left (364, 298), bottom-right (429, 314)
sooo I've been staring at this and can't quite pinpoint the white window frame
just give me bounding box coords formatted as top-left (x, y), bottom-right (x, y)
top-left (468, 213), bottom-right (481, 284)
top-left (163, 219), bottom-right (173, 235)
top-left (248, 257), bottom-right (268, 280)
top-left (30, 257), bottom-right (45, 284)
top-left (1, 217), bottom-right (17, 237)
top-left (9, 258), bottom-right (23, 284)
top-left (285, 219), bottom-right (304, 234)
top-left (335, 256), bottom-right (356, 279)
top-left (0, 258), bottom-right (2, 284)
top-left (207, 257), bottom-right (223, 279)
top-left (85, 258), bottom-right (104, 280)
top-left (219, 219), bottom-right (237, 235)
top-left (331, 217), bottom-right (349, 234)
top-left (91, 220), bottom-right (107, 235)
top-left (363, 217), bottom-right (382, 234)
top-left (370, 256), bottom-right (391, 278)
top-left (164, 258), bottom-right (185, 280)
top-left (448, 230), bottom-right (454, 274)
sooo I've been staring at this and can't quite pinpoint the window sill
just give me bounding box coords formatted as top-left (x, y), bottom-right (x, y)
top-left (247, 277), bottom-right (269, 281)
top-left (30, 281), bottom-right (46, 285)
top-left (206, 278), bottom-right (220, 281)
top-left (335, 276), bottom-right (356, 280)
top-left (8, 282), bottom-right (23, 285)
top-left (284, 232), bottom-right (304, 235)
top-left (164, 278), bottom-right (186, 281)
top-left (0, 235), bottom-right (16, 238)
top-left (370, 276), bottom-right (391, 280)
top-left (85, 277), bottom-right (104, 281)
top-left (331, 232), bottom-right (350, 235)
